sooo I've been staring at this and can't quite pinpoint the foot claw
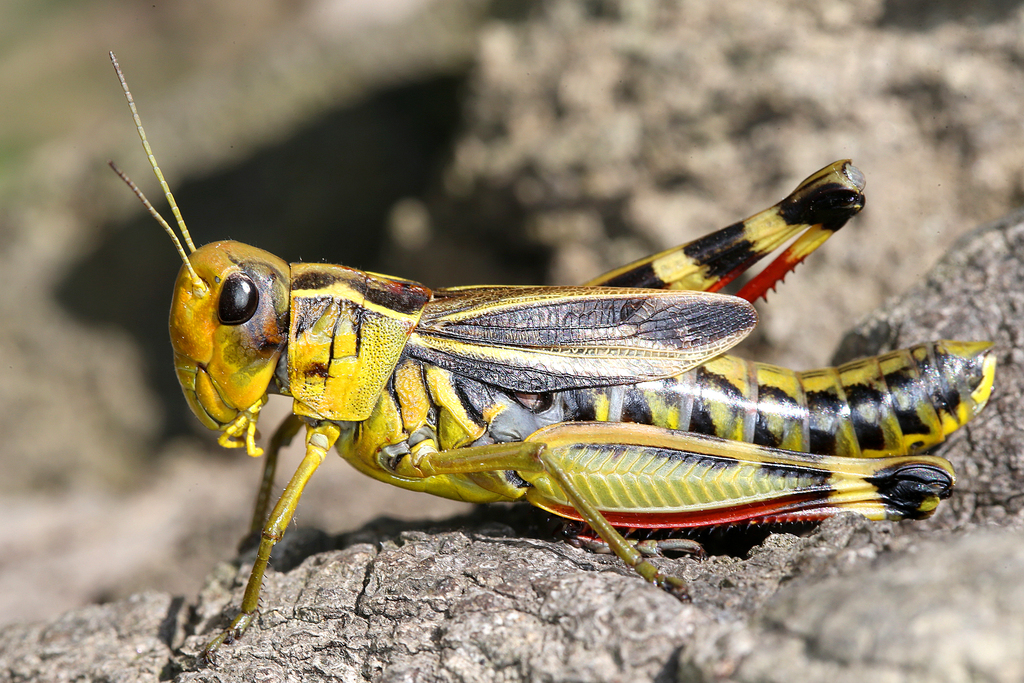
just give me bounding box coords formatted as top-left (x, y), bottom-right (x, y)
top-left (202, 612), bottom-right (255, 664)
top-left (660, 574), bottom-right (690, 600)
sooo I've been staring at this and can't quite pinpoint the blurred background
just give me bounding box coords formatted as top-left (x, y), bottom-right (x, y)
top-left (2, 0), bottom-right (1023, 626)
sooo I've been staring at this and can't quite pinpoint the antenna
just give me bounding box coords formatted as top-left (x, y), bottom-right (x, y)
top-left (108, 51), bottom-right (206, 293)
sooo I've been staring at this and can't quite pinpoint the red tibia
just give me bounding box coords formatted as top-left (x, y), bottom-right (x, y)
top-left (734, 242), bottom-right (807, 303)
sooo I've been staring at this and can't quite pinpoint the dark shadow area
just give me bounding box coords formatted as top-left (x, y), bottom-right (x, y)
top-left (679, 522), bottom-right (813, 558)
top-left (555, 518), bottom-right (803, 560)
top-left (58, 72), bottom-right (546, 445)
top-left (878, 0), bottom-right (1023, 28)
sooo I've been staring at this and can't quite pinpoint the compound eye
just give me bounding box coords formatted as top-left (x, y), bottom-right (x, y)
top-left (218, 272), bottom-right (259, 325)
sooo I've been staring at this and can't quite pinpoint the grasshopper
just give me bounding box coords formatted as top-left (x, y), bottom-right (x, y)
top-left (107, 53), bottom-right (996, 659)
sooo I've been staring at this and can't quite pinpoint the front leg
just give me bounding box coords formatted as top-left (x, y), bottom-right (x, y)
top-left (248, 413), bottom-right (304, 537)
top-left (204, 421), bottom-right (341, 662)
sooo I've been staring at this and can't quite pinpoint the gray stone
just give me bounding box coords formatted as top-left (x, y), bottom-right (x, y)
top-left (0, 592), bottom-right (182, 683)
top-left (680, 529), bottom-right (1024, 683)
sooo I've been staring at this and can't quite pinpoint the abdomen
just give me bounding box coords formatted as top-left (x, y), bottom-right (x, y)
top-left (557, 341), bottom-right (995, 457)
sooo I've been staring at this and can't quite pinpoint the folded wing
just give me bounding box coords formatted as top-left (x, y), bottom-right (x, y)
top-left (406, 286), bottom-right (757, 392)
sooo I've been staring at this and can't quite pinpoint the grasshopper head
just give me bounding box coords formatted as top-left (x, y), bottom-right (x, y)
top-left (108, 54), bottom-right (291, 455)
top-left (169, 241), bottom-right (290, 448)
